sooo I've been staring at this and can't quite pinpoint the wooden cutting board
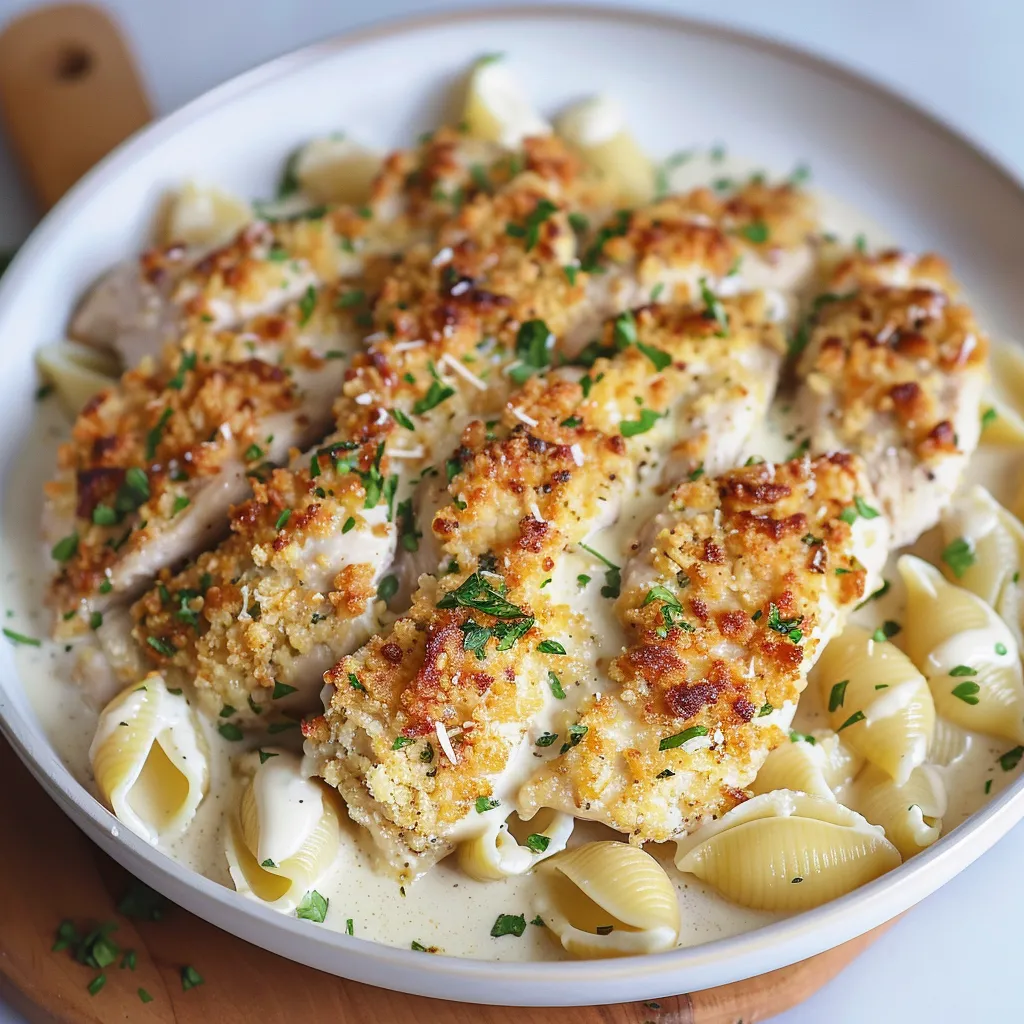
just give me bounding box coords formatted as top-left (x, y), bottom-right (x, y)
top-left (0, 5), bottom-right (899, 1021)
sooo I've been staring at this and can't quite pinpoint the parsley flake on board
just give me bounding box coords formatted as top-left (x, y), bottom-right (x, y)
top-left (180, 965), bottom-right (204, 991)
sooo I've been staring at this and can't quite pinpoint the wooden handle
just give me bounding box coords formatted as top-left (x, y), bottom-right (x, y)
top-left (0, 2), bottom-right (151, 210)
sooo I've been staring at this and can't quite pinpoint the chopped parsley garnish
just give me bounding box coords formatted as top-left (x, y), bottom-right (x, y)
top-left (525, 834), bottom-right (550, 853)
top-left (941, 537), bottom-right (976, 579)
top-left (274, 508), bottom-right (292, 531)
top-left (688, 463), bottom-right (705, 481)
top-left (420, 742), bottom-right (434, 763)
top-left (996, 642), bottom-right (1009, 656)
top-left (272, 680), bottom-right (297, 699)
top-left (789, 730), bottom-right (816, 744)
top-left (580, 209), bottom-right (631, 272)
top-left (117, 881), bottom-right (167, 920)
top-left (51, 532), bottom-right (79, 563)
top-left (559, 723), bottom-right (588, 755)
top-left (563, 265), bottom-right (579, 285)
top-left (297, 285), bottom-right (317, 325)
top-left (244, 443), bottom-right (264, 462)
top-left (89, 611), bottom-right (103, 630)
top-left (3, 628), bottom-right (39, 646)
top-left (738, 221), bottom-right (769, 244)
top-left (548, 671), bottom-right (566, 700)
top-left (537, 639), bottom-right (566, 655)
top-left (837, 710), bottom-right (866, 731)
top-left (653, 149), bottom-right (692, 198)
top-left (509, 318), bottom-right (554, 383)
top-left (568, 212), bottom-right (590, 232)
top-left (261, 858), bottom-right (277, 868)
top-left (699, 277), bottom-right (728, 336)
top-left (872, 621), bottom-right (901, 642)
top-left (397, 498), bottom-right (421, 553)
top-left (258, 749), bottom-right (278, 764)
top-left (412, 361), bottom-right (456, 415)
top-left (475, 796), bottom-right (500, 813)
top-left (758, 702), bottom-right (774, 717)
top-left (576, 573), bottom-right (591, 588)
top-left (392, 736), bottom-right (414, 750)
top-left (656, 768), bottom-right (675, 779)
top-left (377, 574), bottom-right (399, 604)
top-left (828, 680), bottom-right (849, 713)
top-left (643, 584), bottom-right (694, 638)
top-left (535, 732), bottom-right (558, 747)
top-left (342, 516), bottom-right (355, 533)
top-left (949, 665), bottom-right (978, 676)
top-left (659, 725), bottom-right (709, 751)
top-left (337, 288), bottom-right (365, 309)
top-left (839, 495), bottom-right (880, 524)
top-left (951, 680), bottom-right (981, 704)
top-left (620, 407), bottom-right (663, 437)
top-left (490, 913), bottom-right (527, 938)
top-left (613, 309), bottom-right (637, 348)
top-left (180, 965), bottom-right (204, 991)
top-left (348, 672), bottom-right (365, 692)
top-left (437, 572), bottom-right (526, 618)
top-left (146, 635), bottom-right (177, 657)
top-left (171, 496), bottom-right (190, 517)
top-left (217, 722), bottom-right (243, 741)
top-left (981, 406), bottom-right (998, 429)
top-left (296, 890), bottom-right (329, 923)
top-left (410, 940), bottom-right (429, 952)
top-left (390, 408), bottom-right (415, 430)
top-left (506, 198), bottom-right (558, 251)
top-left (168, 351), bottom-right (197, 390)
top-left (145, 408), bottom-right (173, 460)
top-left (999, 746), bottom-right (1024, 771)
top-left (578, 543), bottom-right (621, 598)
top-left (767, 603), bottom-right (803, 644)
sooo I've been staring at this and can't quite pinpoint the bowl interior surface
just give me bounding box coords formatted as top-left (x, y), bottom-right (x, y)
top-left (1, 4), bottom-right (1023, 1006)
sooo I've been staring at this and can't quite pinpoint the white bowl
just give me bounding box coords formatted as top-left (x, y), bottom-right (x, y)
top-left (2, 5), bottom-right (1024, 1007)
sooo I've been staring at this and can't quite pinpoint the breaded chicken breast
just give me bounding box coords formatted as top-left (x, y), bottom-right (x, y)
top-left (795, 249), bottom-right (988, 546)
top-left (516, 454), bottom-right (889, 843)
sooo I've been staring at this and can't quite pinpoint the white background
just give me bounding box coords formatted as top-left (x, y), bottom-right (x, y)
top-left (0, 1), bottom-right (1021, 1020)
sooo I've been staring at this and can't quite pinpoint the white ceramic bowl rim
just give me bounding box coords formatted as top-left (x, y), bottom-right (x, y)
top-left (2, 3), bottom-right (1023, 1006)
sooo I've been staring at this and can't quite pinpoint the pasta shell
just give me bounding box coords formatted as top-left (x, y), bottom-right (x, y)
top-left (536, 842), bottom-right (680, 958)
top-left (293, 136), bottom-right (383, 205)
top-left (928, 716), bottom-right (973, 767)
top-left (89, 673), bottom-right (209, 844)
top-left (982, 346), bottom-right (1024, 445)
top-left (899, 555), bottom-right (1024, 744)
top-left (162, 182), bottom-right (253, 248)
top-left (940, 486), bottom-right (1022, 609)
top-left (674, 791), bottom-right (901, 912)
top-left (849, 765), bottom-right (945, 859)
top-left (458, 809), bottom-right (574, 882)
top-left (35, 340), bottom-right (121, 415)
top-left (555, 96), bottom-right (654, 204)
top-left (752, 730), bottom-right (863, 800)
top-left (224, 750), bottom-right (342, 913)
top-left (462, 55), bottom-right (551, 146)
top-left (815, 625), bottom-right (934, 785)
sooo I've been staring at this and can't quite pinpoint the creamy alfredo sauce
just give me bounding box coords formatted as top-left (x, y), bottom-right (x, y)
top-left (4, 152), bottom-right (1023, 961)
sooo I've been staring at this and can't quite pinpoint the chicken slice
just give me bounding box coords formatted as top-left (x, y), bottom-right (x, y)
top-left (517, 454), bottom-right (889, 843)
top-left (564, 178), bottom-right (818, 356)
top-left (795, 248), bottom-right (988, 546)
top-left (128, 167), bottom-right (587, 723)
top-left (304, 291), bottom-right (787, 878)
top-left (70, 129), bottom-right (574, 367)
top-left (46, 278), bottom-right (375, 632)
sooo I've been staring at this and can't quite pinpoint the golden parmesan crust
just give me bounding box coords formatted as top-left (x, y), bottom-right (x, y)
top-left (130, 172), bottom-right (590, 720)
top-left (46, 283), bottom-right (367, 627)
top-left (306, 288), bottom-right (789, 873)
top-left (798, 251), bottom-right (986, 464)
top-left (517, 454), bottom-right (880, 842)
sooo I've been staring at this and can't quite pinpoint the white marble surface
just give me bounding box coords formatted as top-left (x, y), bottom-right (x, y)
top-left (0, 1), bottom-right (1022, 1020)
